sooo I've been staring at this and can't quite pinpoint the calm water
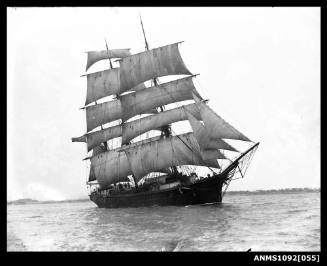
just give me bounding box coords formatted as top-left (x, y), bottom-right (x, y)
top-left (7, 191), bottom-right (320, 251)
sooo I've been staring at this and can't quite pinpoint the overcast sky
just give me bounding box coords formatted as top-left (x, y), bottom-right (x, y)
top-left (7, 7), bottom-right (320, 201)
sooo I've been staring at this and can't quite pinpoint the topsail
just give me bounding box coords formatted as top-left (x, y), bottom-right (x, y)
top-left (74, 102), bottom-right (200, 151)
top-left (85, 67), bottom-right (147, 106)
top-left (119, 42), bottom-right (191, 92)
top-left (85, 76), bottom-right (200, 132)
top-left (84, 43), bottom-right (191, 106)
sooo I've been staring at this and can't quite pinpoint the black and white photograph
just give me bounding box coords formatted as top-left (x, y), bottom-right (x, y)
top-left (7, 7), bottom-right (320, 252)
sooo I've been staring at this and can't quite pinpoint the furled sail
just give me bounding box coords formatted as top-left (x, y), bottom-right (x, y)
top-left (119, 42), bottom-right (192, 92)
top-left (90, 133), bottom-right (221, 188)
top-left (85, 76), bottom-right (201, 132)
top-left (193, 94), bottom-right (251, 142)
top-left (86, 49), bottom-right (131, 71)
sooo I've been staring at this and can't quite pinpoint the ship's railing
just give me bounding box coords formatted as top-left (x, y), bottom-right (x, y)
top-left (88, 181), bottom-right (134, 196)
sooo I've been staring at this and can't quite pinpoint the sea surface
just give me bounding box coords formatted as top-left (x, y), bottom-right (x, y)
top-left (7, 191), bottom-right (320, 251)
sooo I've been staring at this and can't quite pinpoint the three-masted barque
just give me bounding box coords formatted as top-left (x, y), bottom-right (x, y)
top-left (72, 17), bottom-right (259, 208)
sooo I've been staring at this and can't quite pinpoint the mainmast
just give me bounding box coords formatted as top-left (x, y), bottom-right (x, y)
top-left (105, 39), bottom-right (113, 69)
top-left (139, 15), bottom-right (172, 136)
top-left (72, 20), bottom-right (258, 192)
top-left (139, 15), bottom-right (177, 175)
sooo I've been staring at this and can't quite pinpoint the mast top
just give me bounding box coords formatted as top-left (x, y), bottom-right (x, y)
top-left (105, 38), bottom-right (113, 69)
top-left (139, 14), bottom-right (149, 51)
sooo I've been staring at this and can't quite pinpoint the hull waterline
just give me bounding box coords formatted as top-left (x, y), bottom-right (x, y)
top-left (90, 171), bottom-right (226, 208)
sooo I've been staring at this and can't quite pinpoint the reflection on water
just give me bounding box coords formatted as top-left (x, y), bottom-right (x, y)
top-left (7, 192), bottom-right (320, 251)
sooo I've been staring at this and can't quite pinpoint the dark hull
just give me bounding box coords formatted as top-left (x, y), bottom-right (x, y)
top-left (90, 172), bottom-right (226, 208)
top-left (89, 142), bottom-right (259, 208)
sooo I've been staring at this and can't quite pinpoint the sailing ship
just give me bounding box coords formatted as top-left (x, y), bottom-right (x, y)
top-left (72, 17), bottom-right (259, 208)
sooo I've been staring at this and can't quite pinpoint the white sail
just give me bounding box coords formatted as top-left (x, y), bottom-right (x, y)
top-left (86, 49), bottom-right (131, 71)
top-left (87, 125), bottom-right (122, 151)
top-left (73, 102), bottom-right (237, 152)
top-left (88, 143), bottom-right (108, 182)
top-left (120, 76), bottom-right (201, 122)
top-left (86, 99), bottom-right (122, 132)
top-left (186, 110), bottom-right (211, 150)
top-left (90, 133), bottom-right (221, 188)
top-left (208, 139), bottom-right (238, 152)
top-left (91, 150), bottom-right (131, 188)
top-left (85, 68), bottom-right (148, 105)
top-left (193, 94), bottom-right (251, 141)
top-left (85, 68), bottom-right (120, 105)
top-left (186, 106), bottom-right (239, 152)
top-left (85, 76), bottom-right (200, 132)
top-left (186, 112), bottom-right (231, 162)
top-left (119, 43), bottom-right (192, 92)
top-left (122, 103), bottom-right (201, 144)
top-left (79, 102), bottom-right (196, 150)
top-left (124, 133), bottom-right (220, 182)
top-left (201, 149), bottom-right (225, 161)
top-left (73, 35), bottom-right (258, 194)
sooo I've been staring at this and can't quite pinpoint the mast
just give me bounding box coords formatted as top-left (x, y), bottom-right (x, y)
top-left (96, 38), bottom-right (118, 151)
top-left (138, 17), bottom-right (211, 177)
top-left (139, 15), bottom-right (169, 134)
top-left (73, 21), bottom-right (258, 191)
top-left (105, 39), bottom-right (113, 69)
top-left (139, 15), bottom-right (177, 174)
top-left (105, 35), bottom-right (139, 188)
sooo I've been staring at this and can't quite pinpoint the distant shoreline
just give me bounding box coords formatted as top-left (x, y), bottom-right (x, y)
top-left (7, 198), bottom-right (90, 205)
top-left (225, 188), bottom-right (320, 195)
top-left (7, 188), bottom-right (320, 205)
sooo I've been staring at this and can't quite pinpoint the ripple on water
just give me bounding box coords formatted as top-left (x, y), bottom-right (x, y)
top-left (7, 192), bottom-right (320, 251)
